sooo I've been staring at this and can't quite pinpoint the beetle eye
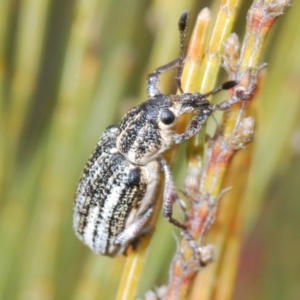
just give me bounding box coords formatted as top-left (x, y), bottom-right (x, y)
top-left (160, 109), bottom-right (175, 125)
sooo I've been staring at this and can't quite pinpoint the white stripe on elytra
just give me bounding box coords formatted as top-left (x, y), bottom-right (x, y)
top-left (75, 152), bottom-right (106, 210)
top-left (74, 152), bottom-right (108, 243)
top-left (93, 181), bottom-right (126, 253)
top-left (82, 204), bottom-right (100, 250)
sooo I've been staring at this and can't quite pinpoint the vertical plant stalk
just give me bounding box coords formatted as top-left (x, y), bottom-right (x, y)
top-left (198, 0), bottom-right (241, 93)
top-left (164, 0), bottom-right (241, 298)
top-left (118, 9), bottom-right (212, 300)
top-left (8, 0), bottom-right (50, 147)
top-left (163, 1), bottom-right (292, 300)
top-left (13, 1), bottom-right (102, 299)
top-left (163, 9), bottom-right (213, 300)
top-left (115, 2), bottom-right (195, 299)
top-left (191, 2), bottom-right (292, 300)
top-left (169, 8), bottom-right (211, 164)
top-left (0, 0), bottom-right (11, 193)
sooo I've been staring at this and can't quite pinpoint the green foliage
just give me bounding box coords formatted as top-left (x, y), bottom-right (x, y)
top-left (0, 0), bottom-right (300, 299)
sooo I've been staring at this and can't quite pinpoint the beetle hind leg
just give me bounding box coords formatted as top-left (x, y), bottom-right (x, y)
top-left (161, 159), bottom-right (187, 230)
top-left (114, 206), bottom-right (154, 248)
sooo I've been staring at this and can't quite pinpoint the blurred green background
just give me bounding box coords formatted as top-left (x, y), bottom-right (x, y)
top-left (1, 0), bottom-right (300, 299)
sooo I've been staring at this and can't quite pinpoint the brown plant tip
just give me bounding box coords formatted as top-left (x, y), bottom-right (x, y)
top-left (248, 0), bottom-right (293, 32)
top-left (232, 71), bottom-right (258, 103)
top-left (223, 33), bottom-right (240, 75)
top-left (229, 117), bottom-right (256, 150)
top-left (198, 7), bottom-right (210, 22)
top-left (198, 244), bottom-right (215, 267)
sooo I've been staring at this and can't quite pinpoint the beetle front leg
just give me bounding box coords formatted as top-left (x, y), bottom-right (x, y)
top-left (174, 108), bottom-right (213, 144)
top-left (147, 58), bottom-right (182, 98)
top-left (114, 206), bottom-right (154, 247)
top-left (147, 11), bottom-right (189, 98)
top-left (161, 159), bottom-right (187, 230)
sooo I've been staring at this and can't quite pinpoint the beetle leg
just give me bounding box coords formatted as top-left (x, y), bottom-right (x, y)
top-left (161, 159), bottom-right (187, 230)
top-left (147, 11), bottom-right (189, 98)
top-left (147, 58), bottom-right (182, 98)
top-left (174, 81), bottom-right (238, 144)
top-left (114, 206), bottom-right (154, 247)
top-left (174, 108), bottom-right (213, 144)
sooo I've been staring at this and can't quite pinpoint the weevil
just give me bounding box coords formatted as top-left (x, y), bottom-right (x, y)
top-left (73, 11), bottom-right (238, 256)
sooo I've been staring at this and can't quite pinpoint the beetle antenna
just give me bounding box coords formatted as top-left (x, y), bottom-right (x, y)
top-left (201, 80), bottom-right (238, 98)
top-left (175, 10), bottom-right (189, 94)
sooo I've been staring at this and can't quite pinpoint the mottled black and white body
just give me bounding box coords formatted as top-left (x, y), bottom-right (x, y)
top-left (74, 125), bottom-right (163, 255)
top-left (73, 11), bottom-right (238, 256)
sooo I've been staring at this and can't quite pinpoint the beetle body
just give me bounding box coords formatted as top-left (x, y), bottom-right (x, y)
top-left (74, 126), bottom-right (162, 255)
top-left (73, 12), bottom-right (238, 256)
